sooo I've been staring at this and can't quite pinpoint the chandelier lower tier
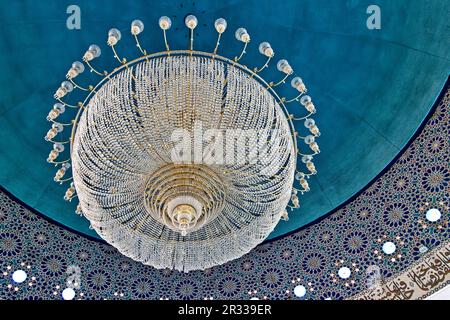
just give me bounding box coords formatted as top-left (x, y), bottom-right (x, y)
top-left (45, 16), bottom-right (321, 272)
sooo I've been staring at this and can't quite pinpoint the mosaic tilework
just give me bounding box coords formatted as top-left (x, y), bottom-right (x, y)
top-left (0, 87), bottom-right (448, 300)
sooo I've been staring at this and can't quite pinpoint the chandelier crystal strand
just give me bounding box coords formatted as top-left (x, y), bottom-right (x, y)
top-left (46, 15), bottom-right (320, 271)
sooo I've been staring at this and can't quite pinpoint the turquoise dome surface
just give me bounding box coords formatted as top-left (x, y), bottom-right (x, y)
top-left (0, 0), bottom-right (448, 240)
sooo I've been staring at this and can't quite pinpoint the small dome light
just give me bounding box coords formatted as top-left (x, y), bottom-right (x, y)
top-left (426, 208), bottom-right (441, 222)
top-left (185, 15), bottom-right (198, 29)
top-left (338, 267), bottom-right (351, 279)
top-left (62, 288), bottom-right (76, 300)
top-left (214, 18), bottom-right (227, 33)
top-left (382, 241), bottom-right (396, 255)
top-left (294, 285), bottom-right (306, 298)
top-left (159, 16), bottom-right (172, 30)
top-left (12, 270), bottom-right (27, 283)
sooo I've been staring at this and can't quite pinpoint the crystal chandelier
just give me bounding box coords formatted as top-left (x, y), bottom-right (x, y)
top-left (45, 15), bottom-right (321, 272)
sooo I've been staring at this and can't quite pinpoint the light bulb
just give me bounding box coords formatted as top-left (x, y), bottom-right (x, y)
top-left (61, 81), bottom-right (73, 92)
top-left (300, 95), bottom-right (312, 106)
top-left (185, 15), bottom-right (198, 29)
top-left (47, 109), bottom-right (59, 121)
top-left (53, 143), bottom-right (65, 153)
top-left (67, 61), bottom-right (85, 78)
top-left (83, 44), bottom-right (101, 61)
top-left (304, 135), bottom-right (315, 144)
top-left (258, 42), bottom-right (274, 57)
top-left (52, 123), bottom-right (64, 133)
top-left (291, 77), bottom-right (306, 92)
top-left (309, 125), bottom-right (320, 136)
top-left (53, 103), bottom-right (65, 114)
top-left (304, 118), bottom-right (315, 128)
top-left (277, 59), bottom-right (293, 74)
top-left (131, 19), bottom-right (144, 35)
top-left (159, 16), bottom-right (172, 30)
top-left (309, 142), bottom-right (320, 153)
top-left (45, 128), bottom-right (57, 141)
top-left (281, 210), bottom-right (289, 221)
top-left (47, 150), bottom-right (59, 162)
top-left (107, 28), bottom-right (122, 46)
top-left (54, 81), bottom-right (73, 98)
top-left (235, 28), bottom-right (250, 43)
top-left (301, 155), bottom-right (313, 164)
top-left (214, 18), bottom-right (227, 33)
top-left (306, 161), bottom-right (317, 174)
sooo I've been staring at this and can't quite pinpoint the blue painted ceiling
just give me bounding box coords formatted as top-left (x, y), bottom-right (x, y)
top-left (0, 0), bottom-right (449, 240)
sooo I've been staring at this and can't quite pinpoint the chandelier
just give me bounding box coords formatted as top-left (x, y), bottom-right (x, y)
top-left (45, 15), bottom-right (321, 272)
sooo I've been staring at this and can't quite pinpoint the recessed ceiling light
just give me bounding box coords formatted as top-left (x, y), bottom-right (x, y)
top-left (382, 241), bottom-right (396, 255)
top-left (426, 208), bottom-right (441, 222)
top-left (12, 270), bottom-right (27, 283)
top-left (62, 288), bottom-right (76, 300)
top-left (338, 267), bottom-right (351, 279)
top-left (294, 285), bottom-right (306, 298)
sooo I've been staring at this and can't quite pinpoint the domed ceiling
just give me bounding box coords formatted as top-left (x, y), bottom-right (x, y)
top-left (0, 0), bottom-right (449, 240)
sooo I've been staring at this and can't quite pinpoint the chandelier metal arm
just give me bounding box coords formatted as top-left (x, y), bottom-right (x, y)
top-left (253, 56), bottom-right (272, 74)
top-left (48, 119), bottom-right (74, 127)
top-left (110, 44), bottom-right (126, 65)
top-left (163, 29), bottom-right (170, 54)
top-left (290, 112), bottom-right (314, 121)
top-left (269, 73), bottom-right (291, 88)
top-left (55, 98), bottom-right (81, 109)
top-left (234, 42), bottom-right (248, 62)
top-left (213, 33), bottom-right (222, 56)
top-left (189, 28), bottom-right (194, 52)
top-left (48, 139), bottom-right (71, 144)
top-left (284, 91), bottom-right (307, 104)
top-left (133, 34), bottom-right (147, 56)
top-left (57, 177), bottom-right (73, 184)
top-left (48, 159), bottom-right (71, 166)
top-left (67, 78), bottom-right (92, 92)
top-left (84, 60), bottom-right (109, 77)
top-left (297, 151), bottom-right (319, 157)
